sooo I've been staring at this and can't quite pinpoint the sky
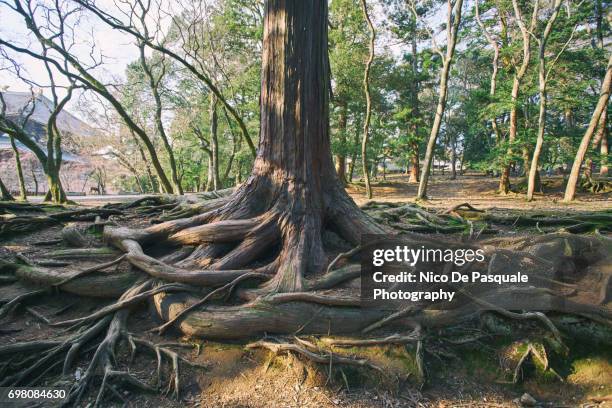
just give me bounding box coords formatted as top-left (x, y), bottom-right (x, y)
top-left (0, 1), bottom-right (139, 93)
top-left (0, 0), bottom-right (454, 117)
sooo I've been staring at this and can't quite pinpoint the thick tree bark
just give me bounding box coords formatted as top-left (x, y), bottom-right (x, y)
top-left (9, 135), bottom-right (27, 200)
top-left (417, 0), bottom-right (464, 199)
top-left (360, 0), bottom-right (375, 199)
top-left (564, 55), bottom-right (612, 202)
top-left (527, 0), bottom-right (563, 201)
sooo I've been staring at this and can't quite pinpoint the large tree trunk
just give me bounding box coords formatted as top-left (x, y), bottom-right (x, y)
top-left (112, 0), bottom-right (380, 293)
top-left (416, 0), bottom-right (463, 200)
top-left (564, 55), bottom-right (612, 202)
top-left (9, 135), bottom-right (27, 200)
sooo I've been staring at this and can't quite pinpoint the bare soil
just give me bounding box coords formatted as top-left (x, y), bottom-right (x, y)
top-left (347, 174), bottom-right (612, 211)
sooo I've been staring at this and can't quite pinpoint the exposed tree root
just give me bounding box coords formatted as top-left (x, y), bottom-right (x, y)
top-left (1, 193), bottom-right (611, 403)
top-left (246, 339), bottom-right (383, 372)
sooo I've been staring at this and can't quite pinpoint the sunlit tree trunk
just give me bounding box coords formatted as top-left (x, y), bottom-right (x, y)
top-left (210, 93), bottom-right (221, 191)
top-left (360, 0), bottom-right (375, 199)
top-left (500, 0), bottom-right (539, 194)
top-left (593, 108), bottom-right (609, 175)
top-left (527, 0), bottom-right (563, 201)
top-left (417, 0), bottom-right (464, 199)
top-left (334, 102), bottom-right (348, 185)
top-left (564, 55), bottom-right (612, 202)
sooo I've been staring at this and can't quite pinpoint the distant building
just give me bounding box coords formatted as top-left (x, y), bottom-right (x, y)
top-left (0, 91), bottom-right (99, 195)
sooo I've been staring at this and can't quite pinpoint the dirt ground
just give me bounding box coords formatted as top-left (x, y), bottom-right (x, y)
top-left (347, 174), bottom-right (612, 211)
top-left (1, 175), bottom-right (611, 408)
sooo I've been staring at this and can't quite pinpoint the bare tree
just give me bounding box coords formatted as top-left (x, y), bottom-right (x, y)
top-left (74, 0), bottom-right (258, 158)
top-left (0, 83), bottom-right (73, 203)
top-left (138, 39), bottom-right (183, 194)
top-left (416, 0), bottom-right (464, 200)
top-left (0, 89), bottom-right (36, 201)
top-left (0, 0), bottom-right (176, 194)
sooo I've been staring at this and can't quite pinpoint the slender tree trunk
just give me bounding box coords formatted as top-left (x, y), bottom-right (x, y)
top-left (139, 43), bottom-right (183, 195)
top-left (500, 0), bottom-right (539, 194)
top-left (527, 0), bottom-right (562, 201)
top-left (348, 118), bottom-right (361, 183)
top-left (408, 12), bottom-right (420, 184)
top-left (334, 103), bottom-right (348, 185)
top-left (564, 55), bottom-right (612, 201)
top-left (601, 125), bottom-right (609, 176)
top-left (475, 0), bottom-right (501, 142)
top-left (0, 175), bottom-right (14, 201)
top-left (9, 135), bottom-right (27, 200)
top-left (205, 155), bottom-right (214, 192)
top-left (135, 140), bottom-right (156, 193)
top-left (417, 0), bottom-right (463, 199)
top-left (450, 135), bottom-right (457, 180)
top-left (210, 93), bottom-right (221, 191)
top-left (31, 168), bottom-right (38, 196)
top-left (409, 143), bottom-right (419, 183)
top-left (593, 108), bottom-right (608, 175)
top-left (360, 0), bottom-right (375, 199)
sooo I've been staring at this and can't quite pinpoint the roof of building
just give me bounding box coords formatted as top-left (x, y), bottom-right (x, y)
top-left (1, 91), bottom-right (96, 138)
top-left (0, 91), bottom-right (95, 163)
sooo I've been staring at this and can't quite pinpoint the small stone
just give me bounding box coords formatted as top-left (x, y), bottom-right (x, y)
top-left (519, 393), bottom-right (537, 406)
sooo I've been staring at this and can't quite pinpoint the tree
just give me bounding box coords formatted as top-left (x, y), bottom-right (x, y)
top-left (0, 89), bottom-right (34, 201)
top-left (564, 55), bottom-right (612, 202)
top-left (0, 85), bottom-right (72, 203)
top-left (498, 0), bottom-right (539, 194)
top-left (360, 0), bottom-right (376, 199)
top-left (474, 0), bottom-right (501, 144)
top-left (0, 175), bottom-right (14, 201)
top-left (526, 0), bottom-right (565, 201)
top-left (416, 0), bottom-right (464, 200)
